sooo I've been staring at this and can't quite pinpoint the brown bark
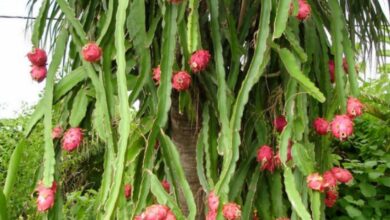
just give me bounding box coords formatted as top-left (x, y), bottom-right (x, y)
top-left (170, 93), bottom-right (204, 220)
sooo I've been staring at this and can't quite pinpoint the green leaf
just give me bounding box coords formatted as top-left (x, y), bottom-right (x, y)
top-left (53, 67), bottom-right (87, 101)
top-left (291, 143), bottom-right (315, 175)
top-left (3, 140), bottom-right (27, 198)
top-left (284, 167), bottom-right (312, 220)
top-left (242, 166), bottom-right (261, 220)
top-left (273, 0), bottom-right (292, 39)
top-left (359, 182), bottom-right (377, 197)
top-left (69, 88), bottom-right (90, 127)
top-left (310, 191), bottom-right (321, 220)
top-left (284, 27), bottom-right (308, 62)
top-left (0, 190), bottom-right (8, 220)
top-left (42, 28), bottom-right (68, 186)
top-left (31, 0), bottom-right (49, 47)
top-left (161, 132), bottom-right (197, 219)
top-left (345, 205), bottom-right (362, 218)
top-left (277, 47), bottom-right (326, 103)
top-left (103, 0), bottom-right (132, 218)
top-left (187, 0), bottom-right (201, 52)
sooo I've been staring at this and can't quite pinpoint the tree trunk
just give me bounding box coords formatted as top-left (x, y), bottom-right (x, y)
top-left (170, 93), bottom-right (204, 219)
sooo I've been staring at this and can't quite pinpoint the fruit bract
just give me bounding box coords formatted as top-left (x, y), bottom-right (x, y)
top-left (313, 117), bottom-right (329, 135)
top-left (30, 65), bottom-right (47, 82)
top-left (27, 48), bottom-right (47, 66)
top-left (82, 43), bottom-right (102, 62)
top-left (330, 115), bottom-right (354, 140)
top-left (208, 191), bottom-right (219, 212)
top-left (307, 173), bottom-right (324, 192)
top-left (331, 167), bottom-right (353, 183)
top-left (257, 145), bottom-right (275, 172)
top-left (206, 211), bottom-right (217, 220)
top-left (296, 0), bottom-right (311, 20)
top-left (274, 115), bottom-right (287, 133)
top-left (62, 127), bottom-right (83, 152)
top-left (189, 49), bottom-right (211, 73)
top-left (222, 202), bottom-right (241, 220)
top-left (153, 65), bottom-right (161, 85)
top-left (124, 184), bottom-right (132, 200)
top-left (347, 97), bottom-right (364, 118)
top-left (172, 71), bottom-right (191, 91)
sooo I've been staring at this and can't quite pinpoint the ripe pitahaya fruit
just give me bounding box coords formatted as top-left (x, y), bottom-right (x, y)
top-left (52, 126), bottom-right (63, 139)
top-left (82, 43), bottom-right (102, 62)
top-left (325, 188), bottom-right (338, 208)
top-left (36, 181), bottom-right (57, 212)
top-left (189, 49), bottom-right (211, 73)
top-left (124, 184), bottom-right (132, 200)
top-left (172, 71), bottom-right (191, 91)
top-left (322, 171), bottom-right (337, 189)
top-left (30, 65), bottom-right (47, 82)
top-left (222, 202), bottom-right (241, 220)
top-left (62, 127), bottom-right (83, 152)
top-left (313, 117), bottom-right (329, 135)
top-left (296, 0), bottom-right (311, 20)
top-left (161, 179), bottom-right (170, 193)
top-left (208, 191), bottom-right (219, 212)
top-left (139, 204), bottom-right (173, 220)
top-left (274, 115), bottom-right (287, 133)
top-left (347, 97), bottom-right (364, 118)
top-left (27, 48), bottom-right (47, 66)
top-left (330, 115), bottom-right (354, 140)
top-left (257, 145), bottom-right (275, 172)
top-left (331, 167), bottom-right (353, 183)
top-left (153, 65), bottom-right (161, 85)
top-left (307, 173), bottom-right (324, 192)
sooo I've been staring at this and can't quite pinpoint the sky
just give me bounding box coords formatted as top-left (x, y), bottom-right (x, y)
top-left (0, 0), bottom-right (389, 119)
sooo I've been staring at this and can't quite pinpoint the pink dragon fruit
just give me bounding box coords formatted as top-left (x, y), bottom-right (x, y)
top-left (153, 65), bottom-right (161, 85)
top-left (36, 181), bottom-right (57, 212)
top-left (62, 127), bottom-right (83, 152)
top-left (172, 71), bottom-right (191, 92)
top-left (124, 184), bottom-right (132, 200)
top-left (322, 171), bottom-right (337, 189)
top-left (208, 191), bottom-right (219, 212)
top-left (222, 203), bottom-right (241, 220)
top-left (313, 117), bottom-right (329, 135)
top-left (161, 179), bottom-right (170, 193)
top-left (139, 204), bottom-right (173, 220)
top-left (274, 115), bottom-right (287, 133)
top-left (331, 167), bottom-right (353, 183)
top-left (52, 126), bottom-right (63, 139)
top-left (82, 42), bottom-right (102, 62)
top-left (27, 48), bottom-right (47, 66)
top-left (30, 65), bottom-right (47, 82)
top-left (325, 188), bottom-right (338, 208)
top-left (307, 173), bottom-right (324, 192)
top-left (296, 0), bottom-right (311, 21)
top-left (347, 97), bottom-right (364, 118)
top-left (257, 145), bottom-right (275, 172)
top-left (189, 49), bottom-right (211, 73)
top-left (330, 115), bottom-right (354, 140)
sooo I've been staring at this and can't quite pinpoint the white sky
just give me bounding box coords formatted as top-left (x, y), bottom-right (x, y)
top-left (0, 0), bottom-right (389, 119)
